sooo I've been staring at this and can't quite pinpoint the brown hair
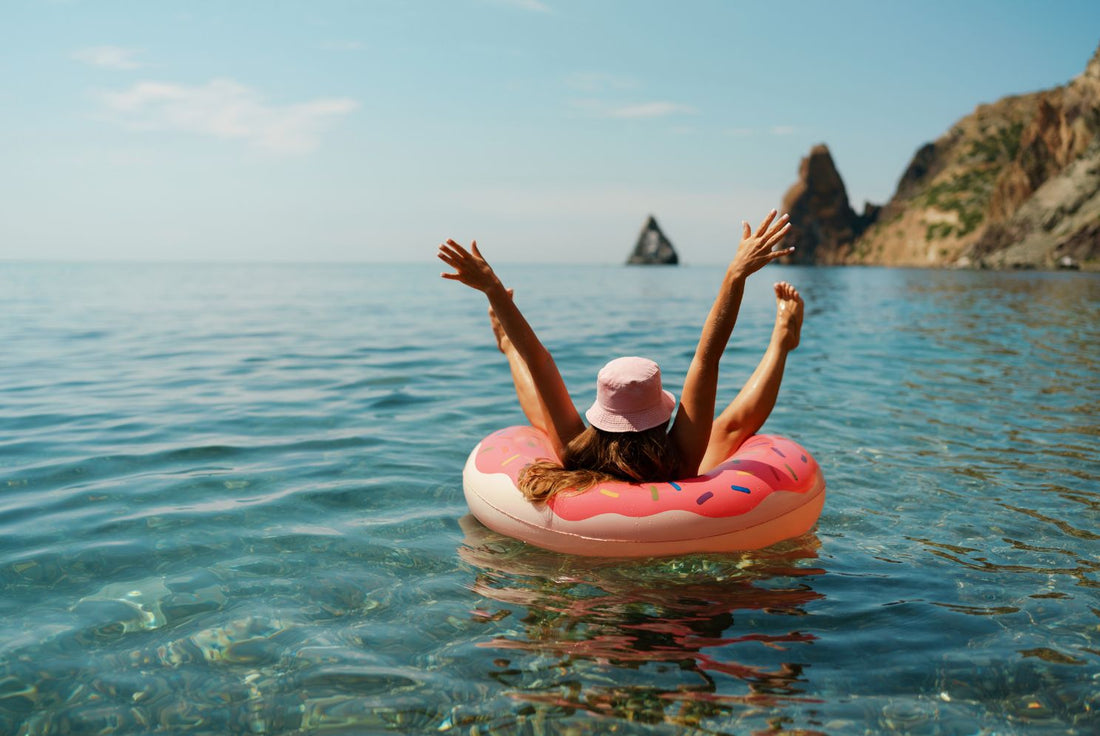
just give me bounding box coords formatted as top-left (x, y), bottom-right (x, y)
top-left (517, 423), bottom-right (680, 503)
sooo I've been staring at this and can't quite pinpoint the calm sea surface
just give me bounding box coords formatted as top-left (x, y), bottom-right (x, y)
top-left (1, 262), bottom-right (1097, 735)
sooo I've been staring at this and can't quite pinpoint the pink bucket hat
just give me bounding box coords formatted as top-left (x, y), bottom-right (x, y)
top-left (585, 357), bottom-right (677, 433)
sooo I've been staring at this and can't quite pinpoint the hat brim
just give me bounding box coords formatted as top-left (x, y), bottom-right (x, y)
top-left (585, 389), bottom-right (676, 433)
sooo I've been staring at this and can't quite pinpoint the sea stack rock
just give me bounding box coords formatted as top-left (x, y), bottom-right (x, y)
top-left (627, 215), bottom-right (679, 265)
top-left (779, 144), bottom-right (877, 264)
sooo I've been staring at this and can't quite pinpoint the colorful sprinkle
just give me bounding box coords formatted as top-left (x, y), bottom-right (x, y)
top-left (801, 454), bottom-right (807, 463)
top-left (771, 447), bottom-right (786, 458)
top-left (770, 467), bottom-right (782, 482)
top-left (784, 463), bottom-right (798, 481)
top-left (649, 485), bottom-right (660, 501)
top-left (696, 491), bottom-right (714, 505)
top-left (501, 454), bottom-right (520, 466)
top-left (599, 489), bottom-right (620, 498)
top-left (478, 446), bottom-right (495, 454)
top-left (730, 484), bottom-right (751, 494)
top-left (669, 481), bottom-right (682, 491)
top-left (736, 470), bottom-right (753, 476)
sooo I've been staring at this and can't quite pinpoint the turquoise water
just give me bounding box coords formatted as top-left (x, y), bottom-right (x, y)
top-left (1, 262), bottom-right (1097, 735)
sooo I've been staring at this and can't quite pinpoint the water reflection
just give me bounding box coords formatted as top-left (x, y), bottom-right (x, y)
top-left (458, 516), bottom-right (826, 731)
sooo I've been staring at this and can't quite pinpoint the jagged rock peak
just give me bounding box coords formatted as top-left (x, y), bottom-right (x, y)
top-left (779, 144), bottom-right (877, 264)
top-left (1082, 43), bottom-right (1100, 81)
top-left (801, 144), bottom-right (846, 191)
top-left (626, 214), bottom-right (679, 265)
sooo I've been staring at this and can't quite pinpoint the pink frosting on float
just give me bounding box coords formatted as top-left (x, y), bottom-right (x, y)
top-left (472, 426), bottom-right (820, 522)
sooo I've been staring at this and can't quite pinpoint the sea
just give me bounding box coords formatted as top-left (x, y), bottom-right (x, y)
top-left (1, 262), bottom-right (1097, 735)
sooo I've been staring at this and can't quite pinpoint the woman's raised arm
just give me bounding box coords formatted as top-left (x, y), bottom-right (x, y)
top-left (669, 210), bottom-right (793, 476)
top-left (438, 239), bottom-right (585, 457)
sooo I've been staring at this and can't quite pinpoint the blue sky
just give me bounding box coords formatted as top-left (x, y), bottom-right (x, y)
top-left (3, 0), bottom-right (1098, 263)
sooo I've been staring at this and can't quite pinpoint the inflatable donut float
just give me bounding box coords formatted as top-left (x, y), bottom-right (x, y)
top-left (462, 425), bottom-right (825, 557)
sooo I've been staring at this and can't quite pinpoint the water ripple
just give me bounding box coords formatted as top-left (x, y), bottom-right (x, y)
top-left (0, 264), bottom-right (1097, 734)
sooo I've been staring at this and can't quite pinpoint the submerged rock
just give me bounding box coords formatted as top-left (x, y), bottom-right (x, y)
top-left (627, 215), bottom-right (679, 265)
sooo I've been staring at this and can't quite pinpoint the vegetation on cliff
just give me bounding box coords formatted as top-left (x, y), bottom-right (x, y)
top-left (785, 45), bottom-right (1100, 269)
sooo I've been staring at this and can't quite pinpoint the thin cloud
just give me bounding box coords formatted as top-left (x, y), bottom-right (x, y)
top-left (565, 72), bottom-right (638, 93)
top-left (723, 126), bottom-right (798, 137)
top-left (606, 101), bottom-right (698, 119)
top-left (570, 99), bottom-right (698, 119)
top-left (320, 40), bottom-right (365, 52)
top-left (488, 0), bottom-right (552, 11)
top-left (73, 46), bottom-right (144, 70)
top-left (97, 79), bottom-right (357, 154)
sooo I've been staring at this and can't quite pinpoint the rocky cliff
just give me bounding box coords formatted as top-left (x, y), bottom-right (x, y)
top-left (778, 144), bottom-right (878, 264)
top-left (788, 45), bottom-right (1100, 269)
top-left (962, 139), bottom-right (1100, 268)
top-left (627, 215), bottom-right (679, 265)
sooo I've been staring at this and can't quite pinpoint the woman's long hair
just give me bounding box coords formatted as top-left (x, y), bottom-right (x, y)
top-left (518, 423), bottom-right (680, 503)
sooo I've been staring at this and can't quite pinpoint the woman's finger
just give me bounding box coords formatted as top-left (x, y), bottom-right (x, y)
top-left (438, 246), bottom-right (471, 266)
top-left (765, 214), bottom-right (790, 240)
top-left (765, 222), bottom-right (792, 246)
top-left (444, 239), bottom-right (471, 258)
top-left (756, 209), bottom-right (777, 235)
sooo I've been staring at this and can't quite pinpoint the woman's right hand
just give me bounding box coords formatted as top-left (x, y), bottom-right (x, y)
top-left (438, 239), bottom-right (504, 295)
top-left (728, 210), bottom-right (794, 279)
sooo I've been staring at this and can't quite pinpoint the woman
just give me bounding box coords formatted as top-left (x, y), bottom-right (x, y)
top-left (437, 209), bottom-right (803, 502)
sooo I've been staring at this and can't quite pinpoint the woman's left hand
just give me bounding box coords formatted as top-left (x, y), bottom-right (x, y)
top-left (438, 239), bottom-right (503, 294)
